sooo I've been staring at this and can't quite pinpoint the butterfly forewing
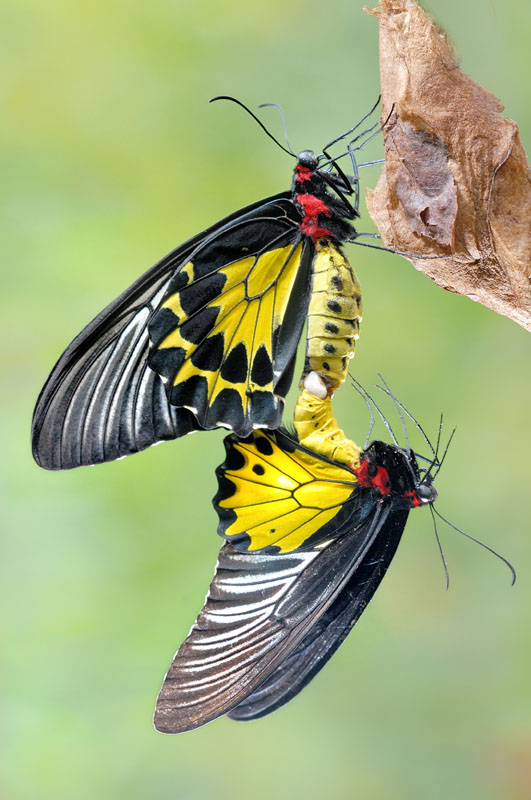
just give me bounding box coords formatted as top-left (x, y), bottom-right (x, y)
top-left (32, 194), bottom-right (312, 469)
top-left (154, 508), bottom-right (389, 734)
top-left (32, 253), bottom-right (193, 470)
top-left (148, 196), bottom-right (311, 433)
top-left (228, 509), bottom-right (408, 721)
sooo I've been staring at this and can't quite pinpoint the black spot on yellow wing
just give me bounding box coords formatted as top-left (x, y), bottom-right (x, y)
top-left (213, 430), bottom-right (369, 554)
top-left (148, 307), bottom-right (181, 345)
top-left (210, 388), bottom-right (245, 431)
top-left (168, 373), bottom-right (206, 411)
top-left (255, 433), bottom-right (274, 456)
top-left (220, 343), bottom-right (248, 383)
top-left (251, 344), bottom-right (274, 386)
top-left (179, 306), bottom-right (219, 344)
top-left (190, 332), bottom-right (224, 371)
top-left (148, 230), bottom-right (310, 435)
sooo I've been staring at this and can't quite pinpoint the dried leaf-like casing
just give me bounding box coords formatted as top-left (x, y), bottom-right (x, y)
top-left (365, 0), bottom-right (531, 331)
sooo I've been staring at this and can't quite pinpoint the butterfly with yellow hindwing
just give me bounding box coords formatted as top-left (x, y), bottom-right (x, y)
top-left (153, 382), bottom-right (515, 733)
top-left (153, 387), bottom-right (440, 733)
top-left (31, 98), bottom-right (378, 471)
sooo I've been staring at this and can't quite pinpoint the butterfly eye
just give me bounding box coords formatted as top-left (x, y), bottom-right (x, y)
top-left (417, 483), bottom-right (437, 504)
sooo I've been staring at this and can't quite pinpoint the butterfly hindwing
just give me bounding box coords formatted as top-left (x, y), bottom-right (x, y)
top-left (32, 194), bottom-right (311, 470)
top-left (148, 199), bottom-right (310, 434)
top-left (154, 507), bottom-right (391, 734)
top-left (214, 429), bottom-right (372, 553)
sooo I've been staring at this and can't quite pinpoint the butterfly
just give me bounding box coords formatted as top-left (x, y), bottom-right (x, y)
top-left (153, 424), bottom-right (439, 733)
top-left (31, 98), bottom-right (377, 471)
top-left (152, 378), bottom-right (516, 734)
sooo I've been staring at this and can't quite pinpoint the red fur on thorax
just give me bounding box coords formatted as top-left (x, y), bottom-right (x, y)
top-left (294, 165), bottom-right (313, 183)
top-left (300, 222), bottom-right (333, 239)
top-left (296, 192), bottom-right (332, 241)
top-left (354, 458), bottom-right (391, 496)
top-left (296, 193), bottom-right (331, 219)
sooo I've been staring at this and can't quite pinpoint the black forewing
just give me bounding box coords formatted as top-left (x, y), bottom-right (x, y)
top-left (32, 193), bottom-right (300, 470)
top-left (229, 509), bottom-right (409, 721)
top-left (153, 505), bottom-right (390, 734)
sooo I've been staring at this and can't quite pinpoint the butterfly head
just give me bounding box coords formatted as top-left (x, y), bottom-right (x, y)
top-left (354, 441), bottom-right (437, 509)
top-left (297, 150), bottom-right (319, 170)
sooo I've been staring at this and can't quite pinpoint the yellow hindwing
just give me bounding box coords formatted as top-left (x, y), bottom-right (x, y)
top-left (215, 430), bottom-right (358, 553)
top-left (156, 244), bottom-right (303, 423)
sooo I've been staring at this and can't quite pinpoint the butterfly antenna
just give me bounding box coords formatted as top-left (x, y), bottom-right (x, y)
top-left (319, 122), bottom-right (381, 171)
top-left (321, 95), bottom-right (381, 152)
top-left (210, 96), bottom-right (296, 158)
top-left (434, 413), bottom-right (444, 460)
top-left (375, 374), bottom-right (409, 452)
top-left (348, 102), bottom-right (395, 151)
top-left (432, 507), bottom-right (516, 586)
top-left (375, 385), bottom-right (437, 459)
top-left (431, 427), bottom-right (456, 481)
top-left (422, 414), bottom-right (444, 481)
top-left (349, 375), bottom-right (399, 447)
top-left (430, 505), bottom-right (450, 590)
top-left (258, 102), bottom-right (296, 156)
top-left (349, 377), bottom-right (375, 448)
top-left (320, 102), bottom-right (394, 169)
top-left (414, 453), bottom-right (436, 466)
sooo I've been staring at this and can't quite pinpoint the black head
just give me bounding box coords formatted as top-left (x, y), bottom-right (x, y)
top-left (354, 441), bottom-right (437, 509)
top-left (297, 150), bottom-right (319, 170)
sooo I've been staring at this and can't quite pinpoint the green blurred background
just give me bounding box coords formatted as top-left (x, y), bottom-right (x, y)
top-left (2, 1), bottom-right (530, 798)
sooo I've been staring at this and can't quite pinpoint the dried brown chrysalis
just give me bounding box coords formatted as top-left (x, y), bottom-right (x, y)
top-left (364, 0), bottom-right (531, 331)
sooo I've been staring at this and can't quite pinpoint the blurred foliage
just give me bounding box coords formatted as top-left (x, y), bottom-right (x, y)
top-left (1, 1), bottom-right (530, 799)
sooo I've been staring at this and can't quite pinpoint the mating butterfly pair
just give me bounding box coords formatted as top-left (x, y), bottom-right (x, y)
top-left (33, 105), bottom-right (448, 732)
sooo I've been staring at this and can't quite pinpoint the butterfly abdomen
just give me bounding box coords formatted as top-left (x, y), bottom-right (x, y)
top-left (293, 386), bottom-right (361, 467)
top-left (304, 242), bottom-right (362, 391)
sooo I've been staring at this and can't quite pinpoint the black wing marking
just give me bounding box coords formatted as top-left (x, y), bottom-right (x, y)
top-left (229, 509), bottom-right (409, 721)
top-left (32, 193), bottom-right (294, 470)
top-left (148, 205), bottom-right (310, 436)
top-left (153, 505), bottom-right (390, 734)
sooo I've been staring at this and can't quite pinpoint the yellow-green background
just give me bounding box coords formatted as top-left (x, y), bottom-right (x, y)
top-left (2, 1), bottom-right (530, 798)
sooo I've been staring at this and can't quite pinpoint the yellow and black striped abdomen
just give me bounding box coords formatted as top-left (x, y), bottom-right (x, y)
top-left (305, 242), bottom-right (362, 392)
